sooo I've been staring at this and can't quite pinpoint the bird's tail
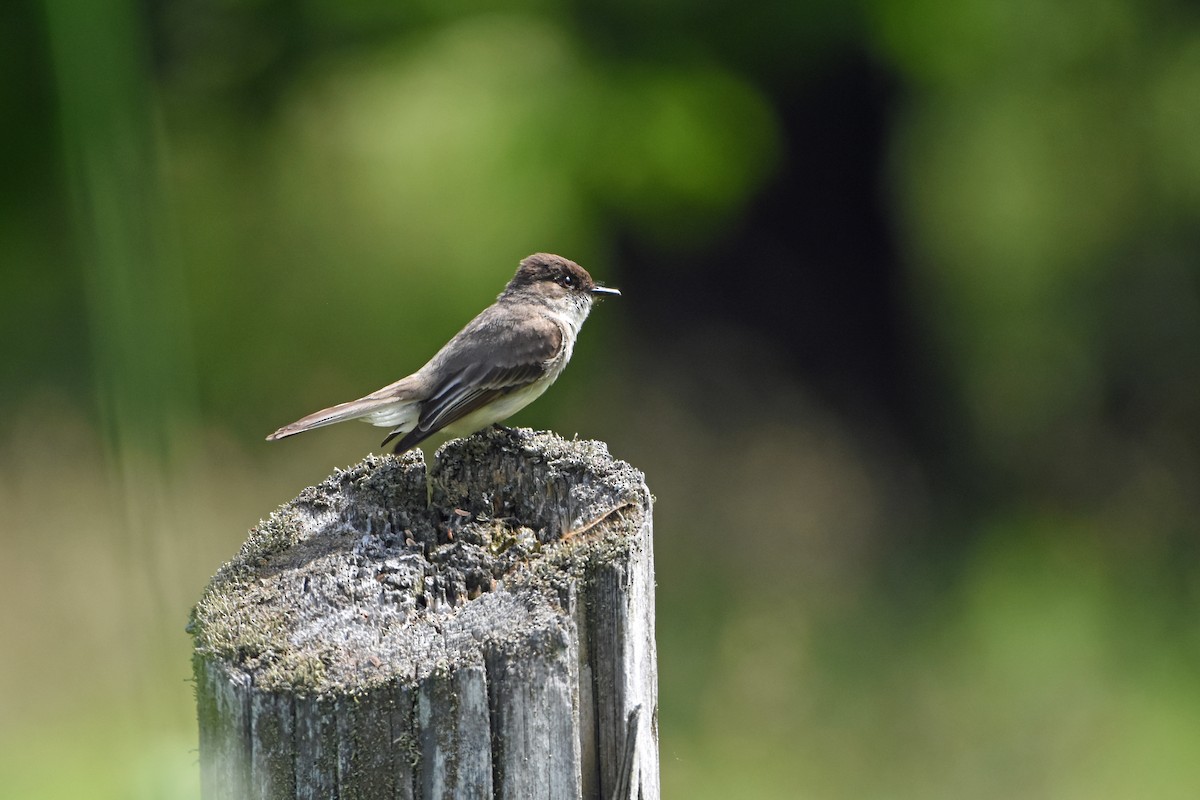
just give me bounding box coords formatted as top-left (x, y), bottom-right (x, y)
top-left (266, 378), bottom-right (420, 441)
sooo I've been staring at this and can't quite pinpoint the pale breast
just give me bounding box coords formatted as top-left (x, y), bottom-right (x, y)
top-left (440, 378), bottom-right (558, 437)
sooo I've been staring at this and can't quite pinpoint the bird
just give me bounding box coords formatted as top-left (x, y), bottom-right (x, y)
top-left (266, 253), bottom-right (620, 454)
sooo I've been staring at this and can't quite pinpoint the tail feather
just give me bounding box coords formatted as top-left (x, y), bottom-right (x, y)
top-left (266, 378), bottom-right (421, 441)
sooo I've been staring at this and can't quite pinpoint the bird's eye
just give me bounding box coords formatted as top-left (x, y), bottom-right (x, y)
top-left (559, 274), bottom-right (575, 287)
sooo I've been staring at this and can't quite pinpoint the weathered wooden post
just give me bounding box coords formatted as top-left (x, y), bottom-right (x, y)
top-left (190, 427), bottom-right (658, 799)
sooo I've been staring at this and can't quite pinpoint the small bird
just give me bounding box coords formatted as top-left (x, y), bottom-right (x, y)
top-left (266, 253), bottom-right (620, 453)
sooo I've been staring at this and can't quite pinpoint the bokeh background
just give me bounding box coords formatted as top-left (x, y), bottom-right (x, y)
top-left (5, 0), bottom-right (1200, 797)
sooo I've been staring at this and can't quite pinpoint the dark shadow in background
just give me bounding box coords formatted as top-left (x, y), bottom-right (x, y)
top-left (617, 52), bottom-right (945, 465)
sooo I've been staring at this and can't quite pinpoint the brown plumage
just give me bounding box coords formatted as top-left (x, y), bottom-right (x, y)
top-left (266, 253), bottom-right (619, 453)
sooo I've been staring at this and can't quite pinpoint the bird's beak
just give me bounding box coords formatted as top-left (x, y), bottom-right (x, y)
top-left (592, 286), bottom-right (621, 297)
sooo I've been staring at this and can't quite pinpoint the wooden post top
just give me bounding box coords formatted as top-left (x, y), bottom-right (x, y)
top-left (191, 426), bottom-right (650, 695)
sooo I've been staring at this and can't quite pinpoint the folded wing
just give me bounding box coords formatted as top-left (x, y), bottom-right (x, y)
top-left (382, 312), bottom-right (563, 452)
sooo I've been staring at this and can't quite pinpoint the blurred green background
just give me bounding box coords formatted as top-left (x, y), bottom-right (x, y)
top-left (4, 0), bottom-right (1200, 797)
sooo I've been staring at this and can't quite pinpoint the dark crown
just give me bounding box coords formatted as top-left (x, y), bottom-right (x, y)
top-left (506, 253), bottom-right (596, 294)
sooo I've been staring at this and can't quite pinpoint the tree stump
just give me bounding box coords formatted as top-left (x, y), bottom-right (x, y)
top-left (190, 427), bottom-right (659, 799)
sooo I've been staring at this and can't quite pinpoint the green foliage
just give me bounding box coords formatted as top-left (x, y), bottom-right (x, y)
top-left (4, 0), bottom-right (1200, 797)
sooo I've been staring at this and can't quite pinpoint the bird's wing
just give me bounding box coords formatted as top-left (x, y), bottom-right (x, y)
top-left (381, 313), bottom-right (563, 450)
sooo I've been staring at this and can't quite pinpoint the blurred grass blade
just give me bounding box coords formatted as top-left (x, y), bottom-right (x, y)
top-left (42, 0), bottom-right (195, 459)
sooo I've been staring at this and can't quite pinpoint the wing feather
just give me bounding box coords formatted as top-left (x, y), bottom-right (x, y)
top-left (381, 311), bottom-right (563, 451)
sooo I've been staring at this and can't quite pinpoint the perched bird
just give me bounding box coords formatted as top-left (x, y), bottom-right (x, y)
top-left (266, 253), bottom-right (620, 453)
